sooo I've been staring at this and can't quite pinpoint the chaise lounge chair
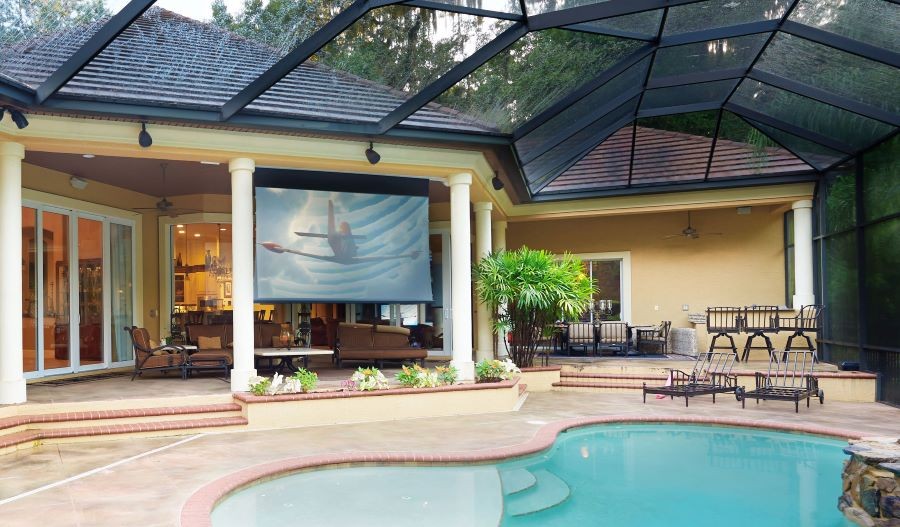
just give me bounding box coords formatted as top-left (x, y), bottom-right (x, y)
top-left (642, 352), bottom-right (743, 407)
top-left (125, 326), bottom-right (189, 380)
top-left (740, 350), bottom-right (823, 413)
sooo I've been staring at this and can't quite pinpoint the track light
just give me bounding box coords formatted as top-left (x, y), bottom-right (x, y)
top-left (491, 173), bottom-right (504, 191)
top-left (1, 106), bottom-right (28, 129)
top-left (138, 121), bottom-right (152, 148)
top-left (365, 141), bottom-right (380, 165)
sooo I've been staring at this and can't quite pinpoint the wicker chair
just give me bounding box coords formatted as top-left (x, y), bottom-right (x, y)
top-left (125, 326), bottom-right (188, 380)
top-left (598, 322), bottom-right (628, 356)
top-left (565, 322), bottom-right (596, 356)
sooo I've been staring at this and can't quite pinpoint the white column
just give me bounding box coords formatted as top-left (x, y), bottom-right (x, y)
top-left (449, 173), bottom-right (474, 381)
top-left (492, 220), bottom-right (508, 358)
top-left (229, 158), bottom-right (257, 391)
top-left (792, 199), bottom-right (815, 309)
top-left (0, 142), bottom-right (25, 404)
top-left (474, 202), bottom-right (493, 363)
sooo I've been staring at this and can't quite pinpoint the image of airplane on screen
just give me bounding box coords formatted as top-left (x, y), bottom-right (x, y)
top-left (260, 200), bottom-right (422, 265)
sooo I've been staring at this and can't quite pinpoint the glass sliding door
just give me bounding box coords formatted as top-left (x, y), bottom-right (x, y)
top-left (22, 207), bottom-right (37, 373)
top-left (110, 223), bottom-right (134, 364)
top-left (43, 210), bottom-right (71, 372)
top-left (77, 217), bottom-right (104, 368)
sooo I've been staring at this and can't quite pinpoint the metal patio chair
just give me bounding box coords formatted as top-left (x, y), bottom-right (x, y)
top-left (565, 322), bottom-right (596, 356)
top-left (777, 305), bottom-right (824, 362)
top-left (706, 307), bottom-right (742, 361)
top-left (740, 350), bottom-right (823, 413)
top-left (740, 305), bottom-right (779, 362)
top-left (637, 320), bottom-right (671, 355)
top-left (642, 352), bottom-right (742, 407)
top-left (125, 326), bottom-right (189, 380)
top-left (598, 322), bottom-right (628, 356)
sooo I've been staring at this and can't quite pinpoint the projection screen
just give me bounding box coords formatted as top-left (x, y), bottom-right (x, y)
top-left (255, 185), bottom-right (432, 303)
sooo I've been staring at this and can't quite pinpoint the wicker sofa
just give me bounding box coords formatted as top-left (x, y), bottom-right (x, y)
top-left (335, 322), bottom-right (427, 368)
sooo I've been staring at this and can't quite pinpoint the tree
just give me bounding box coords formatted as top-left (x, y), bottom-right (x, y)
top-left (0, 0), bottom-right (108, 46)
top-left (474, 248), bottom-right (595, 368)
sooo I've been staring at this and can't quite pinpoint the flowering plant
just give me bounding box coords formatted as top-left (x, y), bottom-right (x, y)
top-left (248, 376), bottom-right (272, 396)
top-left (290, 368), bottom-right (318, 393)
top-left (350, 367), bottom-right (390, 391)
top-left (395, 364), bottom-right (459, 388)
top-left (475, 358), bottom-right (520, 382)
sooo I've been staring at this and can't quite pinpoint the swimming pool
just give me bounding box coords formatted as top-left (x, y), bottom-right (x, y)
top-left (210, 424), bottom-right (852, 527)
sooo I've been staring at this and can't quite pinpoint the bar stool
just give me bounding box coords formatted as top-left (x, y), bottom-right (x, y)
top-left (706, 307), bottom-right (742, 361)
top-left (740, 305), bottom-right (779, 362)
top-left (778, 305), bottom-right (824, 362)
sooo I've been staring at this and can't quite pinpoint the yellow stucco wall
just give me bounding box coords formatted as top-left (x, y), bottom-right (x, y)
top-left (508, 205), bottom-right (799, 350)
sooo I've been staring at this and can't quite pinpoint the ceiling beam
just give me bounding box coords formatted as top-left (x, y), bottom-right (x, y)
top-left (725, 103), bottom-right (856, 154)
top-left (377, 23), bottom-right (528, 133)
top-left (645, 68), bottom-right (745, 89)
top-left (402, 0), bottom-right (524, 21)
top-left (780, 21), bottom-right (900, 69)
top-left (220, 0), bottom-right (403, 121)
top-left (658, 20), bottom-right (779, 47)
top-left (527, 0), bottom-right (704, 31)
top-left (35, 0), bottom-right (157, 104)
top-left (513, 44), bottom-right (654, 140)
top-left (748, 70), bottom-right (900, 128)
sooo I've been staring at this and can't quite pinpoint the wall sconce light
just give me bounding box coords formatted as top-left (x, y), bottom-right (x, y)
top-left (138, 121), bottom-right (153, 148)
top-left (365, 141), bottom-right (381, 165)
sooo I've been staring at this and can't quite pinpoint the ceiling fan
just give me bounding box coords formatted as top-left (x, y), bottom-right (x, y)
top-left (132, 163), bottom-right (201, 217)
top-left (664, 212), bottom-right (723, 240)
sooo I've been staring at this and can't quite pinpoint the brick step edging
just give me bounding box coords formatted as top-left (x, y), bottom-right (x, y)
top-left (553, 382), bottom-right (663, 390)
top-left (0, 416), bottom-right (248, 450)
top-left (560, 372), bottom-right (668, 380)
top-left (0, 403), bottom-right (242, 433)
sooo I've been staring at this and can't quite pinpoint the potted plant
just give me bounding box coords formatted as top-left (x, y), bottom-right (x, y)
top-left (474, 247), bottom-right (595, 368)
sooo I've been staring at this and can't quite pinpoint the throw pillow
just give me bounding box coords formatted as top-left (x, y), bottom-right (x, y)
top-left (197, 335), bottom-right (222, 350)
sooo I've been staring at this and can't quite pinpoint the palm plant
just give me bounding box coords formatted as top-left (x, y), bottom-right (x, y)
top-left (474, 247), bottom-right (595, 368)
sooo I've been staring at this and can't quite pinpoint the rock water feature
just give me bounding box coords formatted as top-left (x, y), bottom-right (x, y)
top-left (840, 437), bottom-right (900, 527)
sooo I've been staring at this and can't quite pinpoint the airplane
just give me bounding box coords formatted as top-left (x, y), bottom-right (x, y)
top-left (260, 200), bottom-right (422, 265)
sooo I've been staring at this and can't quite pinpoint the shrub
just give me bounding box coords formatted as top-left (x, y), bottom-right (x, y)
top-left (248, 376), bottom-right (272, 396)
top-left (290, 368), bottom-right (318, 392)
top-left (475, 358), bottom-right (520, 382)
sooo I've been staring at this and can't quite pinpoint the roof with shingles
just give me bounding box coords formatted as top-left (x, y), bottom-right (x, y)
top-left (0, 8), bottom-right (497, 133)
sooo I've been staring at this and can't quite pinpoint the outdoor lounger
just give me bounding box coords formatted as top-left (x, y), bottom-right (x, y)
top-left (642, 352), bottom-right (743, 407)
top-left (740, 350), bottom-right (823, 413)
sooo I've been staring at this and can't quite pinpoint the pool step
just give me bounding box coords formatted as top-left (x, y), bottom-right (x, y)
top-left (504, 469), bottom-right (571, 517)
top-left (499, 468), bottom-right (537, 495)
top-left (554, 372), bottom-right (667, 393)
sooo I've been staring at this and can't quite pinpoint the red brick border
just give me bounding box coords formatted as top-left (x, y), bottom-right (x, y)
top-left (180, 416), bottom-right (862, 527)
top-left (232, 378), bottom-right (518, 404)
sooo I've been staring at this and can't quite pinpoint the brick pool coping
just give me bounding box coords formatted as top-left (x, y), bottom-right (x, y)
top-left (180, 416), bottom-right (864, 527)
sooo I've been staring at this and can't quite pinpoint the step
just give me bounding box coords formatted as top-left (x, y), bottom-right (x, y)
top-left (0, 403), bottom-right (243, 432)
top-left (505, 469), bottom-right (571, 517)
top-left (553, 381), bottom-right (666, 392)
top-left (0, 415), bottom-right (248, 454)
top-left (559, 372), bottom-right (668, 385)
top-left (499, 468), bottom-right (537, 496)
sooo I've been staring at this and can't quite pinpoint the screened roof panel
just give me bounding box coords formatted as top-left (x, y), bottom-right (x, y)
top-left (405, 29), bottom-right (644, 133)
top-left (630, 111), bottom-right (717, 184)
top-left (565, 9), bottom-right (662, 39)
top-left (789, 0), bottom-right (900, 54)
top-left (640, 79), bottom-right (739, 113)
top-left (730, 80), bottom-right (895, 151)
top-left (248, 5), bottom-right (513, 125)
top-left (514, 56), bottom-right (650, 161)
top-left (742, 117), bottom-right (849, 171)
top-left (651, 33), bottom-right (768, 80)
top-left (0, 2), bottom-right (127, 89)
top-left (541, 124), bottom-right (634, 192)
top-left (523, 96), bottom-right (638, 190)
top-left (661, 0), bottom-right (788, 36)
top-left (754, 33), bottom-right (900, 116)
top-left (708, 111), bottom-right (811, 179)
top-left (1, 0), bottom-right (898, 202)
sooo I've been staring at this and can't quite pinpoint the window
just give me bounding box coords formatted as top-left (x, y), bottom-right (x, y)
top-left (579, 259), bottom-right (623, 323)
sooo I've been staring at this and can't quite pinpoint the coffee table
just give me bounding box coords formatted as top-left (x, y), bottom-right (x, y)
top-left (254, 348), bottom-right (334, 373)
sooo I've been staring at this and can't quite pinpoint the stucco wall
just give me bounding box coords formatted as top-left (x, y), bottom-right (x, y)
top-left (507, 205), bottom-right (793, 346)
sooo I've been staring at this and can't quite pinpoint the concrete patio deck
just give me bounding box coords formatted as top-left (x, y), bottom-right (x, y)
top-left (1, 389), bottom-right (897, 526)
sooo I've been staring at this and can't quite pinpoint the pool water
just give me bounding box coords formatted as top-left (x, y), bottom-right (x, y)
top-left (211, 424), bottom-right (852, 527)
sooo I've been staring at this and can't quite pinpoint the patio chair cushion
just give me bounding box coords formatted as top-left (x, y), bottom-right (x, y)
top-left (190, 349), bottom-right (233, 366)
top-left (375, 325), bottom-right (411, 336)
top-left (142, 353), bottom-right (186, 368)
top-left (197, 335), bottom-right (223, 350)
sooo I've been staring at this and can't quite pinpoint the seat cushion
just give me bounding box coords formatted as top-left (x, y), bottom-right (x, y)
top-left (190, 349), bottom-right (233, 366)
top-left (197, 335), bottom-right (223, 350)
top-left (339, 348), bottom-right (427, 360)
top-left (142, 353), bottom-right (186, 368)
